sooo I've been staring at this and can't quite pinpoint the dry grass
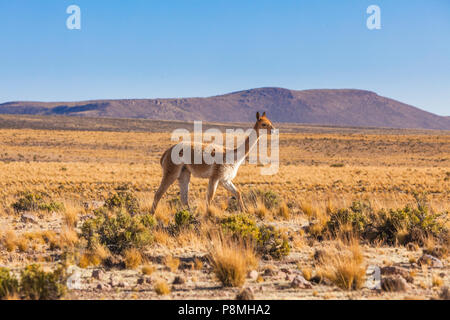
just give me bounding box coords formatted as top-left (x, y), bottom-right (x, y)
top-left (1, 230), bottom-right (18, 252)
top-left (62, 201), bottom-right (82, 227)
top-left (78, 245), bottom-right (110, 268)
top-left (124, 248), bottom-right (143, 269)
top-left (154, 280), bottom-right (171, 295)
top-left (194, 258), bottom-right (203, 270)
top-left (0, 125), bottom-right (448, 216)
top-left (58, 227), bottom-right (78, 249)
top-left (432, 274), bottom-right (444, 287)
top-left (206, 205), bottom-right (222, 219)
top-left (208, 238), bottom-right (258, 287)
top-left (164, 256), bottom-right (180, 272)
top-left (253, 201), bottom-right (268, 220)
top-left (277, 202), bottom-right (290, 219)
top-left (301, 267), bottom-right (313, 281)
top-left (316, 240), bottom-right (366, 290)
top-left (142, 264), bottom-right (156, 275)
top-left (0, 118), bottom-right (448, 300)
top-left (16, 237), bottom-right (29, 252)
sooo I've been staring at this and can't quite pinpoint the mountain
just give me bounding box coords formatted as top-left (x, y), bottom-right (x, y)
top-left (1, 88), bottom-right (449, 130)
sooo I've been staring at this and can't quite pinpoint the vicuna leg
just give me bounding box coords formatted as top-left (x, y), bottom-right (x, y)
top-left (222, 180), bottom-right (247, 212)
top-left (150, 168), bottom-right (181, 214)
top-left (206, 177), bottom-right (219, 210)
top-left (178, 167), bottom-right (191, 208)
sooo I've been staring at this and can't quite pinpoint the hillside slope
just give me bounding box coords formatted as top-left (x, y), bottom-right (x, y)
top-left (1, 88), bottom-right (449, 130)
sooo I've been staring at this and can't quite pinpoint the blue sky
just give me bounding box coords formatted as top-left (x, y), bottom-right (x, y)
top-left (0, 0), bottom-right (449, 115)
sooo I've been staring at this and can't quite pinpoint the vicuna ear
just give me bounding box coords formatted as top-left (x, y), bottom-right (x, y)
top-left (256, 112), bottom-right (260, 120)
top-left (262, 112), bottom-right (266, 117)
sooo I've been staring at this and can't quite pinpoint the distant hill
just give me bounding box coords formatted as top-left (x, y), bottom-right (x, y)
top-left (1, 88), bottom-right (449, 130)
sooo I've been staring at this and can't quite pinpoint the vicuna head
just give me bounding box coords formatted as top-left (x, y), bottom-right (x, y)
top-left (254, 111), bottom-right (275, 135)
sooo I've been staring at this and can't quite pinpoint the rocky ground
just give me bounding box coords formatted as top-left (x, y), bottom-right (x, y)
top-left (1, 211), bottom-right (448, 300)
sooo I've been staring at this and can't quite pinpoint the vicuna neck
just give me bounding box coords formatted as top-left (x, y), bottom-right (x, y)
top-left (233, 130), bottom-right (261, 166)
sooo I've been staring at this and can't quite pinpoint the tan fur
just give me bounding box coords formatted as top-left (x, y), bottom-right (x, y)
top-left (150, 112), bottom-right (274, 214)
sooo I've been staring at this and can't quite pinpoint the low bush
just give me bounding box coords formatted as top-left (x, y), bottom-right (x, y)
top-left (321, 197), bottom-right (448, 246)
top-left (104, 190), bottom-right (139, 215)
top-left (0, 268), bottom-right (19, 299)
top-left (247, 189), bottom-right (280, 209)
top-left (174, 209), bottom-right (196, 228)
top-left (330, 163), bottom-right (345, 168)
top-left (376, 206), bottom-right (447, 245)
top-left (227, 189), bottom-right (281, 212)
top-left (326, 201), bottom-right (372, 239)
top-left (80, 208), bottom-right (155, 254)
top-left (12, 192), bottom-right (64, 213)
top-left (20, 264), bottom-right (66, 300)
top-left (221, 214), bottom-right (260, 241)
top-left (258, 225), bottom-right (291, 259)
top-left (221, 214), bottom-right (290, 259)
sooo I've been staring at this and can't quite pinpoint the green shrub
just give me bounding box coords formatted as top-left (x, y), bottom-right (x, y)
top-left (321, 198), bottom-right (448, 246)
top-left (0, 267), bottom-right (19, 299)
top-left (221, 214), bottom-right (290, 259)
top-left (330, 163), bottom-right (345, 168)
top-left (12, 193), bottom-right (42, 212)
top-left (258, 225), bottom-right (291, 259)
top-left (20, 264), bottom-right (66, 300)
top-left (38, 201), bottom-right (64, 213)
top-left (226, 189), bottom-right (280, 212)
top-left (221, 214), bottom-right (260, 242)
top-left (327, 201), bottom-right (371, 237)
top-left (247, 189), bottom-right (280, 209)
top-left (104, 191), bottom-right (139, 215)
top-left (261, 190), bottom-right (280, 209)
top-left (140, 213), bottom-right (157, 229)
top-left (11, 192), bottom-right (64, 213)
top-left (80, 208), bottom-right (155, 254)
top-left (174, 210), bottom-right (195, 228)
top-left (376, 206), bottom-right (446, 245)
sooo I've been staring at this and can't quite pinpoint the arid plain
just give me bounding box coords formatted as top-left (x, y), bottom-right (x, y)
top-left (0, 114), bottom-right (448, 300)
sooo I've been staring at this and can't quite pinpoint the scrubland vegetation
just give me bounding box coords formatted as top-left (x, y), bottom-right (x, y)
top-left (0, 116), bottom-right (448, 299)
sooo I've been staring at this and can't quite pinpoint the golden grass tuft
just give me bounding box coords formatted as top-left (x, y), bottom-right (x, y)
top-left (16, 237), bottom-right (29, 252)
top-left (142, 264), bottom-right (156, 275)
top-left (277, 202), bottom-right (290, 219)
top-left (61, 200), bottom-right (83, 226)
top-left (253, 200), bottom-right (268, 220)
top-left (58, 227), bottom-right (78, 248)
top-left (153, 203), bottom-right (172, 225)
top-left (300, 201), bottom-right (316, 217)
top-left (206, 205), bottom-right (222, 219)
top-left (1, 230), bottom-right (18, 252)
top-left (301, 267), bottom-right (313, 281)
top-left (124, 248), bottom-right (142, 269)
top-left (316, 240), bottom-right (366, 290)
top-left (194, 258), bottom-right (203, 270)
top-left (78, 245), bottom-right (110, 268)
top-left (432, 274), bottom-right (443, 287)
top-left (153, 229), bottom-right (171, 246)
top-left (164, 255), bottom-right (180, 272)
top-left (154, 280), bottom-right (171, 295)
top-left (208, 238), bottom-right (258, 287)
